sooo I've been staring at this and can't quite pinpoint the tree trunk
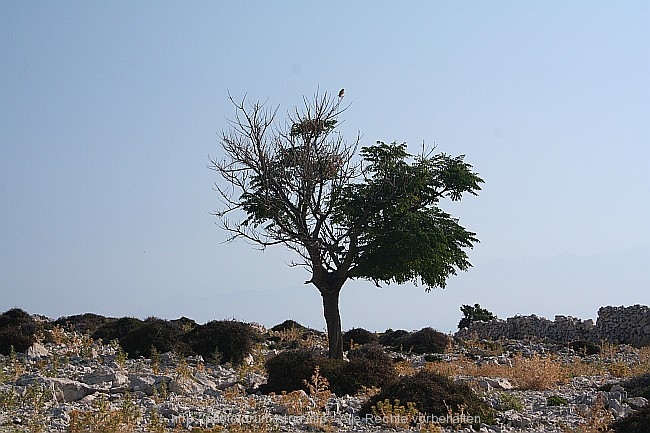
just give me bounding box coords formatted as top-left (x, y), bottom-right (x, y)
top-left (321, 288), bottom-right (343, 359)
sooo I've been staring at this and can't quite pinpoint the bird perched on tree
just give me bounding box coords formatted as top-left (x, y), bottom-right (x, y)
top-left (338, 88), bottom-right (345, 98)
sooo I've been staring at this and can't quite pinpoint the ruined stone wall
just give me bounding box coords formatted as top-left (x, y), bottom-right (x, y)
top-left (596, 305), bottom-right (650, 347)
top-left (455, 304), bottom-right (650, 347)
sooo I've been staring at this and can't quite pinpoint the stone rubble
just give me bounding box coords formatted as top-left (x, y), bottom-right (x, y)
top-left (0, 325), bottom-right (648, 432)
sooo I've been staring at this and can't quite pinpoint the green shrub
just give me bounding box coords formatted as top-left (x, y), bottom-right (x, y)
top-left (265, 345), bottom-right (396, 396)
top-left (270, 320), bottom-right (308, 333)
top-left (92, 317), bottom-right (144, 343)
top-left (497, 393), bottom-right (524, 412)
top-left (0, 308), bottom-right (37, 354)
top-left (53, 313), bottom-right (110, 335)
top-left (399, 327), bottom-right (450, 354)
top-left (183, 319), bottom-right (260, 365)
top-left (267, 319), bottom-right (322, 350)
top-left (119, 317), bottom-right (191, 358)
top-left (362, 370), bottom-right (494, 428)
top-left (343, 328), bottom-right (378, 351)
top-left (378, 329), bottom-right (409, 349)
top-left (332, 344), bottom-right (396, 395)
top-left (546, 395), bottom-right (569, 406)
top-left (458, 303), bottom-right (497, 329)
top-left (169, 317), bottom-right (197, 334)
top-left (264, 348), bottom-right (324, 393)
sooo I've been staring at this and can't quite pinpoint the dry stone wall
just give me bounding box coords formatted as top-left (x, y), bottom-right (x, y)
top-left (455, 304), bottom-right (650, 347)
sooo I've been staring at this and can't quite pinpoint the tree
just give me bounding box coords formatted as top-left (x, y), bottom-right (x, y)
top-left (458, 303), bottom-right (497, 330)
top-left (209, 91), bottom-right (483, 359)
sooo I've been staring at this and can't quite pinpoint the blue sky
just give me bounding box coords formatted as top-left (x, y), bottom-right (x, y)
top-left (2, 2), bottom-right (648, 333)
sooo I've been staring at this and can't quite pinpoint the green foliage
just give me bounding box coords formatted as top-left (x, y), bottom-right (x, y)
top-left (183, 319), bottom-right (260, 365)
top-left (342, 327), bottom-right (378, 351)
top-left (458, 303), bottom-right (497, 329)
top-left (213, 93), bottom-right (483, 359)
top-left (361, 370), bottom-right (494, 427)
top-left (497, 393), bottom-right (525, 412)
top-left (0, 308), bottom-right (37, 354)
top-left (546, 395), bottom-right (569, 406)
top-left (337, 142), bottom-right (483, 290)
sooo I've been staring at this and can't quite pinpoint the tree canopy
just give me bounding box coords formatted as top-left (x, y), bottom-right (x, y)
top-left (210, 91), bottom-right (483, 358)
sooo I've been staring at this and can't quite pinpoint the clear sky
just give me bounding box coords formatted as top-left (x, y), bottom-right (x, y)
top-left (2, 2), bottom-right (648, 333)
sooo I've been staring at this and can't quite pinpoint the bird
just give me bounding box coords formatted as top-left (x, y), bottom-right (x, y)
top-left (338, 88), bottom-right (345, 98)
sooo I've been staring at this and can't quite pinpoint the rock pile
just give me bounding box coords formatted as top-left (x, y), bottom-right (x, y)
top-left (597, 305), bottom-right (650, 347)
top-left (456, 304), bottom-right (650, 347)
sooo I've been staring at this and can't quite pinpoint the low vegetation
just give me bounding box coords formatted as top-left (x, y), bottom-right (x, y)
top-left (0, 308), bottom-right (38, 354)
top-left (342, 327), bottom-right (378, 351)
top-left (183, 319), bottom-right (261, 365)
top-left (362, 370), bottom-right (495, 428)
top-left (1, 307), bottom-right (649, 432)
top-left (119, 317), bottom-right (192, 358)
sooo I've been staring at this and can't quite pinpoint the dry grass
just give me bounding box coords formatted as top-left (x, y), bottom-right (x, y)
top-left (394, 359), bottom-right (417, 376)
top-left (421, 341), bottom-right (650, 392)
top-left (370, 399), bottom-right (420, 430)
top-left (423, 353), bottom-right (568, 390)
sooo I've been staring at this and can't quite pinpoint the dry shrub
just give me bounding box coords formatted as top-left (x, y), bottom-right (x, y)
top-left (370, 399), bottom-right (419, 429)
top-left (422, 360), bottom-right (462, 378)
top-left (304, 366), bottom-right (331, 410)
top-left (423, 353), bottom-right (568, 390)
top-left (394, 359), bottom-right (418, 376)
top-left (68, 394), bottom-right (140, 433)
top-left (509, 354), bottom-right (568, 390)
top-left (274, 390), bottom-right (312, 416)
top-left (629, 346), bottom-right (650, 377)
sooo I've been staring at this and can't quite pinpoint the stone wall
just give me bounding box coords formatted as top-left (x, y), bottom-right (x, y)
top-left (455, 304), bottom-right (650, 347)
top-left (596, 305), bottom-right (650, 347)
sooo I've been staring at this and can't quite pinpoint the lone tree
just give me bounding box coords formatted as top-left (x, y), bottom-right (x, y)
top-left (209, 91), bottom-right (483, 359)
top-left (458, 303), bottom-right (498, 329)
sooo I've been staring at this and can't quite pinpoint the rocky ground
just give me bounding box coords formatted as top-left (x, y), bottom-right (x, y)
top-left (0, 324), bottom-right (648, 433)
